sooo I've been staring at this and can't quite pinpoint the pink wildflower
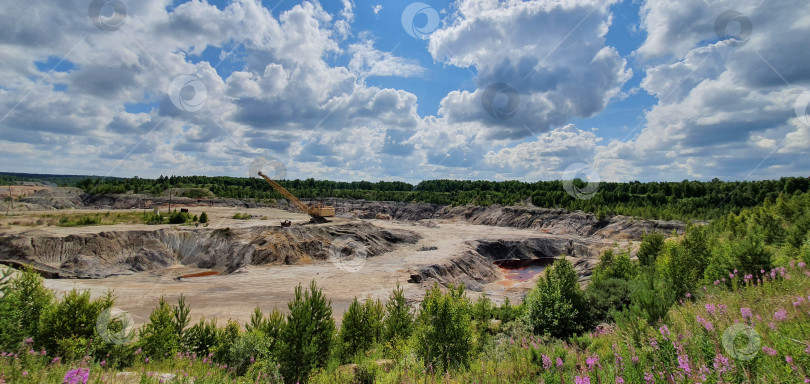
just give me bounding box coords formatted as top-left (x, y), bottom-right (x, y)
top-left (575, 376), bottom-right (591, 384)
top-left (774, 308), bottom-right (788, 321)
top-left (741, 307), bottom-right (753, 320)
top-left (762, 346), bottom-right (777, 356)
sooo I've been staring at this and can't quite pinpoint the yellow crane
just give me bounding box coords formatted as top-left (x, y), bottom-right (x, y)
top-left (257, 171), bottom-right (335, 223)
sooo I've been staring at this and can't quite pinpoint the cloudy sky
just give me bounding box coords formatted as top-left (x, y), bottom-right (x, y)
top-left (1, 0), bottom-right (808, 182)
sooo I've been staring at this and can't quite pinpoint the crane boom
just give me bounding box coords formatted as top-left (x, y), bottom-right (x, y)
top-left (258, 171), bottom-right (309, 213)
top-left (257, 171), bottom-right (335, 223)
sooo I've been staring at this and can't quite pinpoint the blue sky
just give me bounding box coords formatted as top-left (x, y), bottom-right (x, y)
top-left (0, 0), bottom-right (808, 182)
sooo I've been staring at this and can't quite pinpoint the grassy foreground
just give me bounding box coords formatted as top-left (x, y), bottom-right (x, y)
top-left (1, 261), bottom-right (808, 383)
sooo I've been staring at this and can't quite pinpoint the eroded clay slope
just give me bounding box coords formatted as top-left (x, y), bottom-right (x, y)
top-left (0, 222), bottom-right (419, 278)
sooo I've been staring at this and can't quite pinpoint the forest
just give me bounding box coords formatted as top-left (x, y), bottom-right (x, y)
top-left (4, 172), bottom-right (804, 220)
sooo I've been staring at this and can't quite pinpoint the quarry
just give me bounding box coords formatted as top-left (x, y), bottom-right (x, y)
top-left (0, 187), bottom-right (685, 327)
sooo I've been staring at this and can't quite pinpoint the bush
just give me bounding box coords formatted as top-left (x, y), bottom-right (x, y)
top-left (38, 289), bottom-right (114, 360)
top-left (414, 284), bottom-right (473, 371)
top-left (169, 211), bottom-right (191, 224)
top-left (0, 267), bottom-right (54, 350)
top-left (279, 281), bottom-right (335, 384)
top-left (199, 212), bottom-right (208, 223)
top-left (224, 329), bottom-right (275, 376)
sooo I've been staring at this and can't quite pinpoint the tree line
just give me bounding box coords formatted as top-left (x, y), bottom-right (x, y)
top-left (70, 175), bottom-right (810, 220)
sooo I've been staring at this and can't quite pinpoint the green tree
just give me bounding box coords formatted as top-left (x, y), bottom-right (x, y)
top-left (138, 297), bottom-right (184, 359)
top-left (524, 258), bottom-right (587, 338)
top-left (199, 212), bottom-right (208, 224)
top-left (383, 283), bottom-right (413, 343)
top-left (637, 232), bottom-right (665, 266)
top-left (0, 267), bottom-right (54, 350)
top-left (279, 281), bottom-right (335, 384)
top-left (338, 297), bottom-right (382, 363)
top-left (414, 284), bottom-right (473, 371)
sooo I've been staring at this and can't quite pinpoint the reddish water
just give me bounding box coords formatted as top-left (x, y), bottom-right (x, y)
top-left (494, 259), bottom-right (554, 282)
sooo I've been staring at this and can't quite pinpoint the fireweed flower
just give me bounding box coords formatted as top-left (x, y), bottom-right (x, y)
top-left (713, 353), bottom-right (730, 374)
top-left (705, 303), bottom-right (716, 316)
top-left (63, 368), bottom-right (90, 384)
top-left (586, 355), bottom-right (599, 370)
top-left (557, 357), bottom-right (564, 368)
top-left (575, 376), bottom-right (590, 384)
top-left (542, 354), bottom-right (552, 370)
top-left (762, 346), bottom-right (778, 356)
top-left (741, 307), bottom-right (753, 320)
top-left (644, 372), bottom-right (655, 384)
top-left (774, 308), bottom-right (788, 321)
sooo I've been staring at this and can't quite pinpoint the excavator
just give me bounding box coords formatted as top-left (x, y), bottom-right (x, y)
top-left (257, 171), bottom-right (335, 224)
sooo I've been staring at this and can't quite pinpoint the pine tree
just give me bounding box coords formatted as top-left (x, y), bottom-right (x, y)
top-left (383, 283), bottom-right (413, 343)
top-left (278, 281), bottom-right (334, 384)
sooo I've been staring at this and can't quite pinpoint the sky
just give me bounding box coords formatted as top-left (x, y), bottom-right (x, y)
top-left (0, 0), bottom-right (809, 183)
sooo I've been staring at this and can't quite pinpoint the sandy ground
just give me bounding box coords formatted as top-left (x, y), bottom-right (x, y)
top-left (27, 207), bottom-right (551, 327)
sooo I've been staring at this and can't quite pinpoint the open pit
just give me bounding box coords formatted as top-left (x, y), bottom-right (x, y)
top-left (0, 194), bottom-right (685, 327)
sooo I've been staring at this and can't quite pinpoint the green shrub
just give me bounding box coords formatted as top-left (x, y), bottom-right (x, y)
top-left (353, 359), bottom-right (378, 384)
top-left (199, 212), bottom-right (208, 223)
top-left (0, 267), bottom-right (54, 350)
top-left (584, 277), bottom-right (632, 324)
top-left (279, 281), bottom-right (335, 384)
top-left (224, 329), bottom-right (275, 375)
top-left (38, 289), bottom-right (114, 360)
top-left (414, 284), bottom-right (473, 371)
top-left (169, 211), bottom-right (191, 224)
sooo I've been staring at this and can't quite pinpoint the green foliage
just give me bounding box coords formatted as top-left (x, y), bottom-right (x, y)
top-left (38, 290), bottom-right (114, 359)
top-left (183, 317), bottom-right (219, 356)
top-left (0, 267), bottom-right (54, 350)
top-left (57, 214), bottom-right (101, 227)
top-left (495, 297), bottom-right (520, 323)
top-left (199, 211), bottom-right (208, 223)
top-left (245, 306), bottom-right (285, 344)
top-left (382, 283), bottom-right (413, 343)
top-left (278, 281), bottom-right (335, 384)
top-left (637, 232), bottom-right (665, 266)
top-left (232, 213), bottom-right (252, 220)
top-left (168, 211), bottom-right (192, 224)
top-left (137, 296), bottom-right (185, 359)
top-left (627, 267), bottom-right (675, 325)
top-left (525, 258), bottom-right (590, 338)
top-left (591, 250), bottom-right (636, 286)
top-left (223, 330), bottom-right (274, 376)
top-left (584, 277), bottom-right (632, 324)
top-left (338, 298), bottom-right (382, 363)
top-left (471, 294), bottom-right (494, 322)
top-left (414, 284), bottom-right (473, 371)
